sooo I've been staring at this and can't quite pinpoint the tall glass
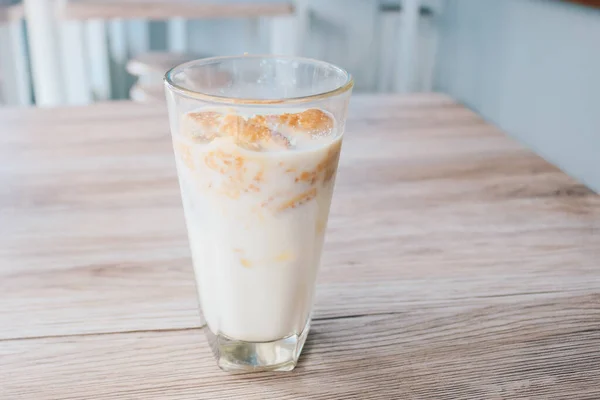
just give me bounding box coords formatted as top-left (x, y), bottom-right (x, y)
top-left (164, 55), bottom-right (353, 372)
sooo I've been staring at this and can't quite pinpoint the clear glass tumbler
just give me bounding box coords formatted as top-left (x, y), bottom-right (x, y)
top-left (164, 55), bottom-right (353, 372)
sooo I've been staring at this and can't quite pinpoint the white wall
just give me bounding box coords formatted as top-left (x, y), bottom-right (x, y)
top-left (435, 0), bottom-right (600, 192)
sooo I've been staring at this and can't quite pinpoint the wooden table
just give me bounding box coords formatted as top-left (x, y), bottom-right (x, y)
top-left (1, 94), bottom-right (599, 399)
top-left (59, 0), bottom-right (295, 20)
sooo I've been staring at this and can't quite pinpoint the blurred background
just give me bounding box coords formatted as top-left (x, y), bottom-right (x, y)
top-left (0, 0), bottom-right (599, 190)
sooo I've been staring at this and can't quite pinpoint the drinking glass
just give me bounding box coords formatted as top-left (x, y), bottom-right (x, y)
top-left (164, 55), bottom-right (353, 372)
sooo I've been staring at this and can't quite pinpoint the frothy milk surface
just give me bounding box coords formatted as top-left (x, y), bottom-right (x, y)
top-left (172, 106), bottom-right (342, 342)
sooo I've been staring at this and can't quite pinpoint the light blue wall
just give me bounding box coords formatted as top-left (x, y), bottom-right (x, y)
top-left (435, 0), bottom-right (600, 192)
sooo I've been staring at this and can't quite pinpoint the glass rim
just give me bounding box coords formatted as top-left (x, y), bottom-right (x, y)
top-left (163, 54), bottom-right (354, 105)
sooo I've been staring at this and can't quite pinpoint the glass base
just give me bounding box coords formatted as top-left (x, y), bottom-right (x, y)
top-left (205, 319), bottom-right (311, 373)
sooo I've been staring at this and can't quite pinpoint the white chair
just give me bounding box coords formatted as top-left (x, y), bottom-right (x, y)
top-left (264, 0), bottom-right (441, 94)
top-left (3, 0), bottom-right (441, 106)
top-left (20, 0), bottom-right (299, 106)
top-left (378, 0), bottom-right (442, 93)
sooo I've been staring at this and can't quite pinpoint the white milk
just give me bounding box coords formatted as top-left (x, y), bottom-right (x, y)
top-left (173, 107), bottom-right (341, 342)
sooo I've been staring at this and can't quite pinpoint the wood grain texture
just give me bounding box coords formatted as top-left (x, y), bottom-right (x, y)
top-left (564, 0), bottom-right (600, 9)
top-left (59, 0), bottom-right (294, 20)
top-left (2, 299), bottom-right (600, 399)
top-left (1, 94), bottom-right (599, 398)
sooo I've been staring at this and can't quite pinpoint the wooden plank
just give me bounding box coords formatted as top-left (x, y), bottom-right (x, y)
top-left (60, 1), bottom-right (295, 21)
top-left (1, 93), bottom-right (600, 398)
top-left (1, 94), bottom-right (599, 343)
top-left (564, 0), bottom-right (600, 8)
top-left (2, 297), bottom-right (600, 399)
